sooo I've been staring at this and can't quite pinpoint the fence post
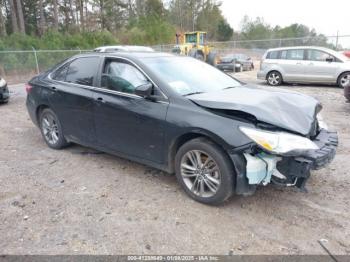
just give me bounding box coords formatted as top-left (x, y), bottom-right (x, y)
top-left (32, 47), bottom-right (40, 74)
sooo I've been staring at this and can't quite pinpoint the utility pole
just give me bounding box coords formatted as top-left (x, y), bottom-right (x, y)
top-left (335, 31), bottom-right (339, 50)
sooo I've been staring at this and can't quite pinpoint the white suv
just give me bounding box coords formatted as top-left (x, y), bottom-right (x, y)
top-left (257, 46), bottom-right (350, 87)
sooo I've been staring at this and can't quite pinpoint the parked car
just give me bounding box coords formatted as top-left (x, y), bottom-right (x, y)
top-left (217, 53), bottom-right (254, 72)
top-left (94, 45), bottom-right (154, 52)
top-left (343, 51), bottom-right (350, 58)
top-left (0, 76), bottom-right (9, 103)
top-left (258, 46), bottom-right (350, 87)
top-left (26, 52), bottom-right (338, 205)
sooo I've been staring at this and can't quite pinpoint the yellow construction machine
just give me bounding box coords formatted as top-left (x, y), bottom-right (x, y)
top-left (172, 31), bottom-right (218, 66)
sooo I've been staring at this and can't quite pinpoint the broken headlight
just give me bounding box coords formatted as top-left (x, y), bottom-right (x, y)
top-left (239, 126), bottom-right (319, 154)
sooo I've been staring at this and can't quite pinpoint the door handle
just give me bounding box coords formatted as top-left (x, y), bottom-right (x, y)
top-left (96, 97), bottom-right (106, 103)
top-left (296, 62), bottom-right (302, 65)
top-left (51, 86), bottom-right (57, 91)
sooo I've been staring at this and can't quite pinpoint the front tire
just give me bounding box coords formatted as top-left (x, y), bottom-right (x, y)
top-left (207, 51), bottom-right (218, 66)
top-left (267, 71), bottom-right (283, 86)
top-left (338, 72), bottom-right (350, 88)
top-left (39, 108), bottom-right (69, 149)
top-left (175, 138), bottom-right (234, 205)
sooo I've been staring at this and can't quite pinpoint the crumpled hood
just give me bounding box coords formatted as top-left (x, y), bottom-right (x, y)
top-left (189, 85), bottom-right (322, 136)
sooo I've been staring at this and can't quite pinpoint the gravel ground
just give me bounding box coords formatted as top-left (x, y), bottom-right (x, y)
top-left (0, 71), bottom-right (349, 255)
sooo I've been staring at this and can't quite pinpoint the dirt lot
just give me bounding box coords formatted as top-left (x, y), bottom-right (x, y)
top-left (0, 71), bottom-right (349, 255)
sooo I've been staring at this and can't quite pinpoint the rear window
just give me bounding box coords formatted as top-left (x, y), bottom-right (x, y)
top-left (65, 57), bottom-right (100, 86)
top-left (267, 51), bottom-right (279, 59)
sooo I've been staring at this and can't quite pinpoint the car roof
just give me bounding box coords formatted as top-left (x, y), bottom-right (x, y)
top-left (94, 45), bottom-right (154, 52)
top-left (76, 51), bottom-right (175, 60)
top-left (266, 46), bottom-right (334, 53)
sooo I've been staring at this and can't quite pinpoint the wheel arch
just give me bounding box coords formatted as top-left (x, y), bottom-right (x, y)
top-left (167, 130), bottom-right (231, 173)
top-left (266, 69), bottom-right (283, 80)
top-left (35, 104), bottom-right (50, 124)
top-left (337, 71), bottom-right (350, 86)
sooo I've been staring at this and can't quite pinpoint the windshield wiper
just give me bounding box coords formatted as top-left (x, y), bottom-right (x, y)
top-left (183, 91), bottom-right (204, 96)
top-left (223, 86), bottom-right (237, 90)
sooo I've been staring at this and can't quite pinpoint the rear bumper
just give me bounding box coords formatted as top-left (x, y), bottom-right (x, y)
top-left (257, 70), bottom-right (266, 80)
top-left (216, 63), bottom-right (234, 71)
top-left (0, 85), bottom-right (9, 102)
top-left (0, 91), bottom-right (9, 102)
top-left (26, 96), bottom-right (38, 126)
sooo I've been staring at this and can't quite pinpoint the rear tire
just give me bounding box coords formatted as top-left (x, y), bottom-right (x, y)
top-left (267, 71), bottom-right (283, 86)
top-left (39, 108), bottom-right (69, 149)
top-left (175, 138), bottom-right (234, 205)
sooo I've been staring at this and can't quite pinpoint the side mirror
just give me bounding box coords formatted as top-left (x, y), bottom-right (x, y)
top-left (135, 82), bottom-right (153, 98)
top-left (326, 57), bottom-right (334, 63)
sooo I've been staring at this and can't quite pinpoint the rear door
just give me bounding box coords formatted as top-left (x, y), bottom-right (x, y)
top-left (304, 49), bottom-right (339, 83)
top-left (92, 57), bottom-right (169, 163)
top-left (47, 56), bottom-right (101, 144)
top-left (279, 49), bottom-right (306, 81)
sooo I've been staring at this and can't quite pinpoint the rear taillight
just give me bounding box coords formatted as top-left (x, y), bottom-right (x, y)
top-left (25, 83), bottom-right (32, 94)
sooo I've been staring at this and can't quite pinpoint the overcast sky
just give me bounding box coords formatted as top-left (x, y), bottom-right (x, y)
top-left (221, 0), bottom-right (349, 37)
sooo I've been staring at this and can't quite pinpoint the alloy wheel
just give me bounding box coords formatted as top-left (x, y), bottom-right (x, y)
top-left (41, 114), bottom-right (59, 145)
top-left (340, 73), bottom-right (350, 88)
top-left (268, 72), bottom-right (281, 85)
top-left (180, 150), bottom-right (221, 198)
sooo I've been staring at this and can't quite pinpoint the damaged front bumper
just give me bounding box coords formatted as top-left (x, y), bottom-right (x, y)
top-left (230, 129), bottom-right (338, 195)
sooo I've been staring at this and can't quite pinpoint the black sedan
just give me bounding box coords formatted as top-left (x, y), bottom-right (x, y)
top-left (0, 76), bottom-right (9, 103)
top-left (217, 53), bottom-right (254, 72)
top-left (26, 52), bottom-right (338, 205)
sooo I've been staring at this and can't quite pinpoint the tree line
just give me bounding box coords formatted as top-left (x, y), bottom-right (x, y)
top-left (0, 0), bottom-right (234, 49)
top-left (0, 0), bottom-right (332, 50)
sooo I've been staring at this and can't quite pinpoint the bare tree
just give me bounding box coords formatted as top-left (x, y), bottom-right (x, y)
top-left (69, 0), bottom-right (76, 25)
top-left (77, 0), bottom-right (84, 30)
top-left (8, 0), bottom-right (18, 33)
top-left (0, 0), bottom-right (7, 36)
top-left (38, 0), bottom-right (46, 35)
top-left (53, 0), bottom-right (59, 30)
top-left (15, 0), bottom-right (25, 33)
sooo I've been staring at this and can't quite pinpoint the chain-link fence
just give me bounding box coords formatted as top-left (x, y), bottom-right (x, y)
top-left (1, 35), bottom-right (350, 84)
top-left (0, 49), bottom-right (90, 84)
top-left (152, 35), bottom-right (350, 60)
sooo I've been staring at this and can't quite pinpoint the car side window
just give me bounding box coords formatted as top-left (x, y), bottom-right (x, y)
top-left (101, 60), bottom-right (149, 94)
top-left (65, 57), bottom-right (99, 86)
top-left (307, 50), bottom-right (335, 62)
top-left (281, 49), bottom-right (304, 60)
top-left (267, 51), bottom-right (279, 59)
top-left (52, 63), bottom-right (69, 81)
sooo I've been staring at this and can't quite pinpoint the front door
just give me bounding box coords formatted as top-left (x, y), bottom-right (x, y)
top-left (93, 58), bottom-right (169, 163)
top-left (304, 49), bottom-right (339, 83)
